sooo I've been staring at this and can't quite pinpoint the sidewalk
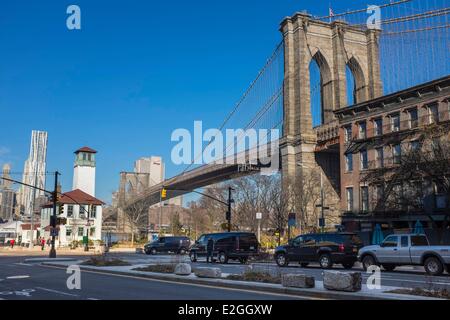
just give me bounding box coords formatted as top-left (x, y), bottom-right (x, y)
top-left (0, 246), bottom-right (141, 256)
top-left (40, 260), bottom-right (441, 300)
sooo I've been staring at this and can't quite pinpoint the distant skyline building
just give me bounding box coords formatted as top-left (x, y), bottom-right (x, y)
top-left (0, 164), bottom-right (16, 221)
top-left (18, 130), bottom-right (48, 216)
top-left (134, 156), bottom-right (164, 189)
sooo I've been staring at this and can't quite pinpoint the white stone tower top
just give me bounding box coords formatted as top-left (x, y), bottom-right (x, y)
top-left (72, 147), bottom-right (97, 197)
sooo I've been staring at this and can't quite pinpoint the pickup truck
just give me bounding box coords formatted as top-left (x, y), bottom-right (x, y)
top-left (358, 234), bottom-right (450, 276)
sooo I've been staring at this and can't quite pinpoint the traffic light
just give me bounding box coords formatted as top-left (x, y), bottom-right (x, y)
top-left (56, 217), bottom-right (67, 225)
top-left (161, 188), bottom-right (167, 199)
top-left (59, 204), bottom-right (65, 215)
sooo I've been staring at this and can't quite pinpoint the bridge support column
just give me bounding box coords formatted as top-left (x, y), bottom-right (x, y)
top-left (279, 12), bottom-right (383, 231)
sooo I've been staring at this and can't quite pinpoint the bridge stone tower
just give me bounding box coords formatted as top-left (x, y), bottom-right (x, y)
top-left (279, 13), bottom-right (382, 229)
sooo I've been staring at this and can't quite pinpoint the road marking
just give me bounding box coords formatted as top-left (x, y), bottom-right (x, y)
top-left (35, 287), bottom-right (79, 297)
top-left (6, 275), bottom-right (30, 280)
top-left (87, 298), bottom-right (100, 300)
top-left (41, 264), bottom-right (319, 300)
top-left (381, 278), bottom-right (450, 286)
top-left (14, 263), bottom-right (33, 266)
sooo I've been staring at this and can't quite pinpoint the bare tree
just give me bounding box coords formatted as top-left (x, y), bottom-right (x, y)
top-left (266, 175), bottom-right (290, 245)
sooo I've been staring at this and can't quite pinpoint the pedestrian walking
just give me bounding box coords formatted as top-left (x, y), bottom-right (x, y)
top-left (10, 239), bottom-right (15, 249)
top-left (47, 238), bottom-right (51, 247)
top-left (206, 237), bottom-right (214, 263)
top-left (41, 238), bottom-right (45, 251)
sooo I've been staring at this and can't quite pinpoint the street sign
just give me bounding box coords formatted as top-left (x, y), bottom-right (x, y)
top-left (256, 212), bottom-right (262, 220)
top-left (50, 229), bottom-right (59, 237)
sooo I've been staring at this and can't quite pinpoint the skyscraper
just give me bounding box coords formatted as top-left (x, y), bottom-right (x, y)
top-left (0, 164), bottom-right (16, 221)
top-left (134, 156), bottom-right (164, 188)
top-left (18, 130), bottom-right (48, 216)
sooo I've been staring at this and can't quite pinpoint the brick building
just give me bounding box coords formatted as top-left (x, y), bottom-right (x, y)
top-left (335, 76), bottom-right (450, 234)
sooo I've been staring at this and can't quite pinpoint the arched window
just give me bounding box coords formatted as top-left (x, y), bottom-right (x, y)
top-left (309, 51), bottom-right (332, 127)
top-left (346, 64), bottom-right (356, 106)
top-left (346, 57), bottom-right (366, 105)
top-left (310, 59), bottom-right (323, 127)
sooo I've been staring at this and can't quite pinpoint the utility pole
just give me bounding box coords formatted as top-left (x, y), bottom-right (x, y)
top-left (159, 189), bottom-right (163, 236)
top-left (256, 212), bottom-right (262, 243)
top-left (49, 171), bottom-right (59, 258)
top-left (227, 187), bottom-right (234, 232)
top-left (315, 172), bottom-right (329, 233)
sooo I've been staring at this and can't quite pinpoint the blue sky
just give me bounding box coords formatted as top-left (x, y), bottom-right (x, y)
top-left (0, 0), bottom-right (414, 203)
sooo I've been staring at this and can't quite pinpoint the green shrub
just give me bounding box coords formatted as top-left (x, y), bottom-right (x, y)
top-left (81, 257), bottom-right (130, 267)
top-left (227, 271), bottom-right (281, 284)
top-left (133, 264), bottom-right (176, 273)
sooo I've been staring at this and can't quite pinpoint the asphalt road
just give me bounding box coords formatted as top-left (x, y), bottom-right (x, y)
top-left (0, 256), bottom-right (305, 300)
top-left (110, 252), bottom-right (450, 291)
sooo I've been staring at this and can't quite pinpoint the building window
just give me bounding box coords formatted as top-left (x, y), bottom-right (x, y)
top-left (408, 108), bottom-right (418, 128)
top-left (434, 182), bottom-right (447, 209)
top-left (375, 147), bottom-right (384, 168)
top-left (78, 227), bottom-right (84, 237)
top-left (360, 186), bottom-right (369, 212)
top-left (390, 114), bottom-right (400, 132)
top-left (360, 149), bottom-right (368, 170)
top-left (90, 206), bottom-right (97, 219)
top-left (411, 140), bottom-right (420, 151)
top-left (344, 126), bottom-right (352, 143)
top-left (375, 185), bottom-right (384, 204)
top-left (79, 205), bottom-right (86, 218)
top-left (358, 121), bottom-right (367, 139)
top-left (67, 205), bottom-right (74, 217)
top-left (428, 103), bottom-right (439, 124)
top-left (392, 144), bottom-right (401, 164)
top-left (373, 118), bottom-right (383, 136)
top-left (346, 187), bottom-right (354, 212)
top-left (345, 153), bottom-right (353, 172)
top-left (90, 227), bottom-right (95, 237)
top-left (66, 228), bottom-right (72, 237)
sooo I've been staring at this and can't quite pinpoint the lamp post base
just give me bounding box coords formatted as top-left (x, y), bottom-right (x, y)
top-left (49, 248), bottom-right (56, 258)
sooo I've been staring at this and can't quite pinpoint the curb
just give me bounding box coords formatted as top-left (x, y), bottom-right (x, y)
top-left (41, 262), bottom-right (418, 300)
top-left (25, 258), bottom-right (78, 263)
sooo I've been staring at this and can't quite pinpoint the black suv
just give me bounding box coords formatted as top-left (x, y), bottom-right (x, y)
top-left (189, 232), bottom-right (259, 264)
top-left (144, 236), bottom-right (191, 255)
top-left (274, 232), bottom-right (363, 269)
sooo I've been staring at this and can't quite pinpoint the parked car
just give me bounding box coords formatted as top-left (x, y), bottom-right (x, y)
top-left (274, 232), bottom-right (364, 269)
top-left (358, 234), bottom-right (450, 276)
top-left (144, 236), bottom-right (190, 255)
top-left (189, 232), bottom-right (259, 264)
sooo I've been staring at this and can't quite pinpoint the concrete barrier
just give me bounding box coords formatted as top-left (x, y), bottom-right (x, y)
top-left (194, 267), bottom-right (221, 278)
top-left (174, 263), bottom-right (192, 276)
top-left (246, 264), bottom-right (282, 277)
top-left (323, 271), bottom-right (362, 292)
top-left (281, 274), bottom-right (315, 288)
